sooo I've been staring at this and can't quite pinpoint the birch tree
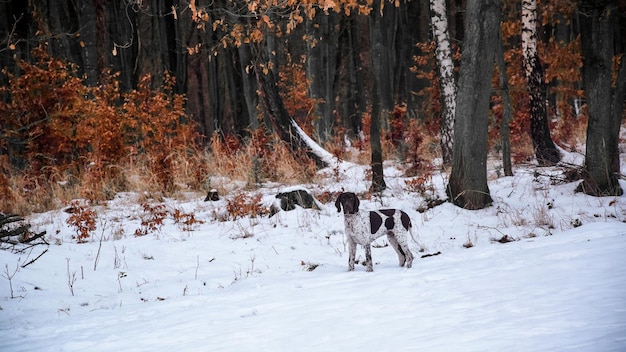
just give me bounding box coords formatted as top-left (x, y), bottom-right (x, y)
top-left (521, 0), bottom-right (561, 166)
top-left (430, 0), bottom-right (456, 166)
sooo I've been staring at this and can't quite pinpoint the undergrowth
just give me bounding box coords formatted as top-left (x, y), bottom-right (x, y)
top-left (0, 43), bottom-right (593, 217)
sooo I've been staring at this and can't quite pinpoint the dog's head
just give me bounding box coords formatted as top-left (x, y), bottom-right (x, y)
top-left (335, 192), bottom-right (360, 215)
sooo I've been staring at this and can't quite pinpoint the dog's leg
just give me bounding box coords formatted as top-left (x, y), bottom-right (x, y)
top-left (364, 244), bottom-right (373, 272)
top-left (397, 234), bottom-right (414, 268)
top-left (387, 233), bottom-right (406, 267)
top-left (403, 246), bottom-right (414, 268)
top-left (348, 238), bottom-right (357, 271)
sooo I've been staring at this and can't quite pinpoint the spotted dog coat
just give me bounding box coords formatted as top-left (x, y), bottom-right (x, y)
top-left (335, 192), bottom-right (415, 272)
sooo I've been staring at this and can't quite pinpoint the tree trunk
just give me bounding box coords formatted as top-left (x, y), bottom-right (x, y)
top-left (430, 0), bottom-right (456, 166)
top-left (167, 1), bottom-right (188, 95)
top-left (576, 0), bottom-right (624, 196)
top-left (212, 47), bottom-right (247, 135)
top-left (94, 0), bottom-right (107, 83)
top-left (74, 0), bottom-right (98, 86)
top-left (450, 0), bottom-right (466, 43)
top-left (340, 15), bottom-right (366, 137)
top-left (521, 0), bottom-right (561, 166)
top-left (135, 2), bottom-right (165, 87)
top-left (306, 11), bottom-right (337, 142)
top-left (39, 0), bottom-right (75, 62)
top-left (370, 0), bottom-right (396, 115)
top-left (253, 43), bottom-right (328, 169)
top-left (446, 0), bottom-right (499, 210)
top-left (0, 1), bottom-right (31, 90)
top-left (370, 76), bottom-right (387, 193)
top-left (495, 26), bottom-right (513, 176)
top-left (108, 0), bottom-right (137, 91)
top-left (186, 48), bottom-right (212, 137)
top-left (369, 0), bottom-right (388, 192)
top-left (238, 43), bottom-right (259, 129)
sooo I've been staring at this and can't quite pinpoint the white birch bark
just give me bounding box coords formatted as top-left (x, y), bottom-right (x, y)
top-left (429, 0), bottom-right (456, 165)
top-left (521, 0), bottom-right (537, 76)
top-left (521, 0), bottom-right (561, 165)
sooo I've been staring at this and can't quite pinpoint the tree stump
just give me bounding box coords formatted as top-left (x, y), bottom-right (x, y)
top-left (270, 189), bottom-right (320, 216)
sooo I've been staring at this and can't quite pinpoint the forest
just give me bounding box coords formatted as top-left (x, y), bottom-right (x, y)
top-left (0, 0), bottom-right (625, 214)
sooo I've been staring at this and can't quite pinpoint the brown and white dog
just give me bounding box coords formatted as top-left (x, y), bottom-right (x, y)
top-left (335, 192), bottom-right (415, 272)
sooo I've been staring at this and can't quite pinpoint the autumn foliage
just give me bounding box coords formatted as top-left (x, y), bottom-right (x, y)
top-left (1, 0), bottom-right (620, 216)
top-left (66, 201), bottom-right (97, 243)
top-left (0, 46), bottom-right (204, 213)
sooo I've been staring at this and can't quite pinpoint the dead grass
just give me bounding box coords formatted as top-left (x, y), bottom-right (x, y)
top-left (2, 115), bottom-right (610, 216)
top-left (1, 171), bottom-right (75, 215)
top-left (208, 133), bottom-right (317, 188)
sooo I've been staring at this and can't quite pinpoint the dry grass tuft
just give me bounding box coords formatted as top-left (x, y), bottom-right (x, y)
top-left (207, 131), bottom-right (317, 188)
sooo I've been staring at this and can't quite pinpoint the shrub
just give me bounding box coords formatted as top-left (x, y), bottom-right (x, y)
top-left (172, 208), bottom-right (205, 232)
top-left (225, 192), bottom-right (269, 220)
top-left (135, 203), bottom-right (168, 237)
top-left (0, 47), bottom-right (204, 213)
top-left (66, 202), bottom-right (97, 243)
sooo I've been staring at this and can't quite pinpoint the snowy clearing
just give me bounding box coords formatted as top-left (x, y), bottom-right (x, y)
top-left (1, 156), bottom-right (626, 352)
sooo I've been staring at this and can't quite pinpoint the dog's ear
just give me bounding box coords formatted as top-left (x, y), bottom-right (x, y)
top-left (335, 194), bottom-right (343, 213)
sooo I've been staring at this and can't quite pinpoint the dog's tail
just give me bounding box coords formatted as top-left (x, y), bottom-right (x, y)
top-left (408, 220), bottom-right (426, 251)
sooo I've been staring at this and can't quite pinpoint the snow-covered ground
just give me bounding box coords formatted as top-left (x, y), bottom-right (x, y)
top-left (1, 153), bottom-right (625, 352)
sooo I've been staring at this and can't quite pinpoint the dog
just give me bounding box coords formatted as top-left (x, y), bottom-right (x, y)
top-left (335, 192), bottom-right (415, 272)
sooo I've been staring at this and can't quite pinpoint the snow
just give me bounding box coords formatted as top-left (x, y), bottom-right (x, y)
top-left (1, 154), bottom-right (626, 352)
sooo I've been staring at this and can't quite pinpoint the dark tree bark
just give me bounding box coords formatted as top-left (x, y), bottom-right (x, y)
top-left (135, 2), bottom-right (166, 88)
top-left (397, 1), bottom-right (428, 113)
top-left (228, 47), bottom-right (251, 134)
top-left (495, 29), bottom-right (514, 177)
top-left (370, 75), bottom-right (387, 193)
top-left (253, 43), bottom-right (328, 169)
top-left (94, 0), bottom-right (107, 82)
top-left (42, 0), bottom-right (74, 60)
top-left (238, 43), bottom-right (259, 129)
top-left (369, 0), bottom-right (389, 193)
top-left (0, 1), bottom-right (32, 90)
top-left (451, 0), bottom-right (466, 43)
top-left (74, 0), bottom-right (98, 86)
top-left (446, 0), bottom-right (500, 209)
top-left (205, 30), bottom-right (224, 137)
top-left (107, 0), bottom-right (137, 92)
top-left (213, 48), bottom-right (240, 135)
top-left (576, 0), bottom-right (624, 196)
top-left (370, 0), bottom-right (396, 115)
top-left (338, 15), bottom-right (367, 137)
top-left (306, 11), bottom-right (338, 142)
top-left (200, 28), bottom-right (251, 136)
top-left (186, 48), bottom-right (212, 137)
top-left (165, 0), bottom-right (187, 95)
